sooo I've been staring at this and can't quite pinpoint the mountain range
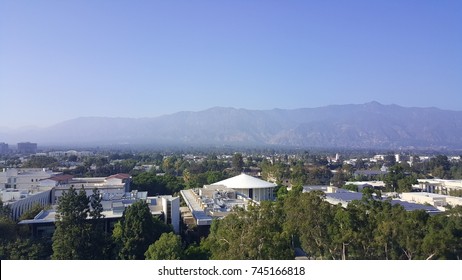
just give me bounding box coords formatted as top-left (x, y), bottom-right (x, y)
top-left (2, 102), bottom-right (462, 150)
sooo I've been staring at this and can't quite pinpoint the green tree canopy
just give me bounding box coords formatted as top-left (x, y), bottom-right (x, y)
top-left (52, 187), bottom-right (107, 259)
top-left (232, 153), bottom-right (244, 174)
top-left (202, 201), bottom-right (293, 260)
top-left (0, 200), bottom-right (15, 242)
top-left (132, 172), bottom-right (184, 195)
top-left (114, 200), bottom-right (171, 260)
top-left (145, 232), bottom-right (183, 260)
top-left (22, 155), bottom-right (58, 169)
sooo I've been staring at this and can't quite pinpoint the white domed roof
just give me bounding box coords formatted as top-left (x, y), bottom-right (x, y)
top-left (212, 173), bottom-right (276, 189)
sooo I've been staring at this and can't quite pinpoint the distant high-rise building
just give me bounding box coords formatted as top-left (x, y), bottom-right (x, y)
top-left (0, 142), bottom-right (8, 154)
top-left (17, 142), bottom-right (37, 154)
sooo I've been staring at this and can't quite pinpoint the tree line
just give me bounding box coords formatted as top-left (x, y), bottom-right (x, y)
top-left (201, 189), bottom-right (462, 260)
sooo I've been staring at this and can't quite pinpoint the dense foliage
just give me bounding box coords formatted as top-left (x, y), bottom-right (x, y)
top-left (145, 232), bottom-right (183, 260)
top-left (201, 191), bottom-right (462, 260)
top-left (113, 200), bottom-right (171, 260)
top-left (202, 201), bottom-right (293, 260)
top-left (0, 200), bottom-right (52, 259)
top-left (52, 187), bottom-right (110, 259)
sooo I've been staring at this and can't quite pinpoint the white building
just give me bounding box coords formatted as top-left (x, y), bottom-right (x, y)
top-left (0, 168), bottom-right (58, 191)
top-left (148, 195), bottom-right (180, 233)
top-left (47, 150), bottom-right (93, 157)
top-left (211, 173), bottom-right (276, 202)
top-left (19, 192), bottom-right (180, 237)
top-left (0, 171), bottom-right (133, 221)
top-left (345, 181), bottom-right (386, 191)
top-left (325, 191), bottom-right (440, 214)
top-left (44, 173), bottom-right (132, 203)
top-left (1, 189), bottom-right (53, 220)
top-left (401, 192), bottom-right (462, 208)
top-left (180, 174), bottom-right (276, 226)
top-left (414, 179), bottom-right (462, 195)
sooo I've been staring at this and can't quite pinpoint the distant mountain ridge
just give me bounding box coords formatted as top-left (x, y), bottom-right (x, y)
top-left (2, 102), bottom-right (462, 149)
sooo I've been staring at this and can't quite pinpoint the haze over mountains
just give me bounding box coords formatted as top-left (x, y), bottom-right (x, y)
top-left (2, 102), bottom-right (462, 150)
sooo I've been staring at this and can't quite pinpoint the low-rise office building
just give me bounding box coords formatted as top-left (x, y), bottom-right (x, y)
top-left (414, 179), bottom-right (462, 195)
top-left (325, 191), bottom-right (441, 214)
top-left (180, 186), bottom-right (251, 226)
top-left (0, 168), bottom-right (59, 191)
top-left (400, 192), bottom-right (462, 208)
top-left (41, 173), bottom-right (132, 203)
top-left (0, 171), bottom-right (133, 221)
top-left (19, 191), bottom-right (180, 237)
top-left (344, 181), bottom-right (386, 192)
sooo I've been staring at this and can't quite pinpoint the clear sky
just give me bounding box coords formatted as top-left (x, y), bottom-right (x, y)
top-left (1, 0), bottom-right (461, 128)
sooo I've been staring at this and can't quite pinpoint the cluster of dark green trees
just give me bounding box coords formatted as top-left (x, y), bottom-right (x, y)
top-left (0, 201), bottom-right (52, 259)
top-left (51, 188), bottom-right (110, 259)
top-left (202, 189), bottom-right (462, 260)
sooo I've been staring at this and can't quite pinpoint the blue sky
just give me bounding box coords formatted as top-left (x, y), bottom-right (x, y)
top-left (1, 0), bottom-right (461, 128)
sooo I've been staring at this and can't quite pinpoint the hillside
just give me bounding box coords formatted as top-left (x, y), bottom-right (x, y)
top-left (2, 102), bottom-right (462, 149)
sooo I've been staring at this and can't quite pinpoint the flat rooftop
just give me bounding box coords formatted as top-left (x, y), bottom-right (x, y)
top-left (18, 195), bottom-right (170, 225)
top-left (180, 189), bottom-right (213, 226)
top-left (325, 192), bottom-right (441, 213)
top-left (180, 188), bottom-right (249, 226)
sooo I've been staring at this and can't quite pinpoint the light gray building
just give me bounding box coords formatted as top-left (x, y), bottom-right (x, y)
top-left (19, 192), bottom-right (180, 237)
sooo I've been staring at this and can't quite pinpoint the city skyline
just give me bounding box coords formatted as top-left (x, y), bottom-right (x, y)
top-left (1, 0), bottom-right (461, 128)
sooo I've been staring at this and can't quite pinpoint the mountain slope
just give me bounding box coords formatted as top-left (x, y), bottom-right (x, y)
top-left (2, 102), bottom-right (462, 149)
